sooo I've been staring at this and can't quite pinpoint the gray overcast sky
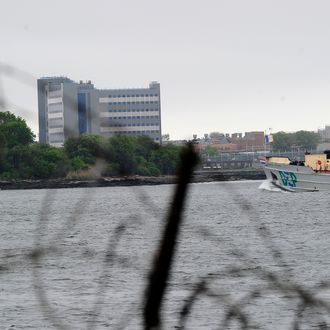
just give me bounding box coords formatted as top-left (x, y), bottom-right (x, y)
top-left (0, 0), bottom-right (330, 140)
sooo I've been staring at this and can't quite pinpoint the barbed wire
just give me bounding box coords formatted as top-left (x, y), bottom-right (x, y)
top-left (1, 61), bottom-right (330, 330)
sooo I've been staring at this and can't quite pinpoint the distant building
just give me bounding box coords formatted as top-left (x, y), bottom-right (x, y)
top-left (195, 131), bottom-right (265, 153)
top-left (242, 131), bottom-right (265, 150)
top-left (231, 131), bottom-right (265, 151)
top-left (318, 126), bottom-right (330, 143)
top-left (37, 77), bottom-right (162, 146)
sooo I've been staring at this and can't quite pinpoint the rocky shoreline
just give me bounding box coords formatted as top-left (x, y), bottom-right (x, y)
top-left (0, 168), bottom-right (266, 190)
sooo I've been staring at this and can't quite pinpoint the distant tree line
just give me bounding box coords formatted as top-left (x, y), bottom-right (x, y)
top-left (0, 111), bottom-right (182, 180)
top-left (271, 131), bottom-right (320, 152)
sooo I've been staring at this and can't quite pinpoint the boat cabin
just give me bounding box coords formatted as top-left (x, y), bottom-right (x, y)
top-left (305, 151), bottom-right (330, 171)
top-left (266, 156), bottom-right (290, 165)
top-left (266, 151), bottom-right (330, 171)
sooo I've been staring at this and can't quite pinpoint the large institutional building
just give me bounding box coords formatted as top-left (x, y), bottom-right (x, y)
top-left (37, 77), bottom-right (162, 146)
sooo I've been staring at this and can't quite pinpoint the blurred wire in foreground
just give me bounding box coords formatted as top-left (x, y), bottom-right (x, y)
top-left (143, 142), bottom-right (198, 330)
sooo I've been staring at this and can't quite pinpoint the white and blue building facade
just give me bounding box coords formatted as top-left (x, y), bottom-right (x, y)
top-left (37, 77), bottom-right (161, 146)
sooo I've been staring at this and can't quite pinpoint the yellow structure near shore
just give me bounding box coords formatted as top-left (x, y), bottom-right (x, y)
top-left (266, 156), bottom-right (290, 165)
top-left (305, 153), bottom-right (330, 171)
top-left (267, 153), bottom-right (330, 171)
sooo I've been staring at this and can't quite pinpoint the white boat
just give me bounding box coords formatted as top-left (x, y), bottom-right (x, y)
top-left (263, 151), bottom-right (330, 192)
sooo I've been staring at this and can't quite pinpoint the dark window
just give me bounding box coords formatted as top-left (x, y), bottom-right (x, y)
top-left (78, 93), bottom-right (87, 134)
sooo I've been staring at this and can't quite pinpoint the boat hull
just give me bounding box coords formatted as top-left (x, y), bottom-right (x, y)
top-left (263, 163), bottom-right (330, 192)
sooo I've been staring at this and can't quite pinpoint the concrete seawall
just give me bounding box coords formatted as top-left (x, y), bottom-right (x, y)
top-left (0, 169), bottom-right (266, 190)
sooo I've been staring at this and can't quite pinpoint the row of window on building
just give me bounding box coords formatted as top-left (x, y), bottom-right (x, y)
top-left (107, 94), bottom-right (158, 98)
top-left (108, 123), bottom-right (160, 127)
top-left (110, 115), bottom-right (159, 120)
top-left (107, 109), bottom-right (159, 113)
top-left (107, 101), bottom-right (159, 105)
top-left (116, 130), bottom-right (160, 136)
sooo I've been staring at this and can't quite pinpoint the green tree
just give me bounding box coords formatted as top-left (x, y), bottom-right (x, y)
top-left (272, 132), bottom-right (295, 151)
top-left (107, 135), bottom-right (137, 175)
top-left (64, 134), bottom-right (105, 165)
top-left (135, 155), bottom-right (151, 176)
top-left (0, 111), bottom-right (35, 149)
top-left (294, 130), bottom-right (319, 150)
top-left (146, 162), bottom-right (161, 176)
top-left (3, 144), bottom-right (68, 179)
top-left (133, 136), bottom-right (159, 160)
top-left (70, 156), bottom-right (88, 171)
top-left (0, 131), bottom-right (6, 171)
top-left (272, 130), bottom-right (320, 152)
top-left (150, 144), bottom-right (182, 175)
top-left (202, 145), bottom-right (218, 157)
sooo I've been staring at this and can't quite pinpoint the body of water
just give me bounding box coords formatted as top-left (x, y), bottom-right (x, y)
top-left (1, 181), bottom-right (330, 329)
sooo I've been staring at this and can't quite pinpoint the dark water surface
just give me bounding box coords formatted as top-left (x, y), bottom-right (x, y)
top-left (1, 181), bottom-right (330, 329)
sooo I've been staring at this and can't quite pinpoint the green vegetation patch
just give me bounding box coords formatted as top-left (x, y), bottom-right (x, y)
top-left (0, 111), bottom-right (183, 180)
